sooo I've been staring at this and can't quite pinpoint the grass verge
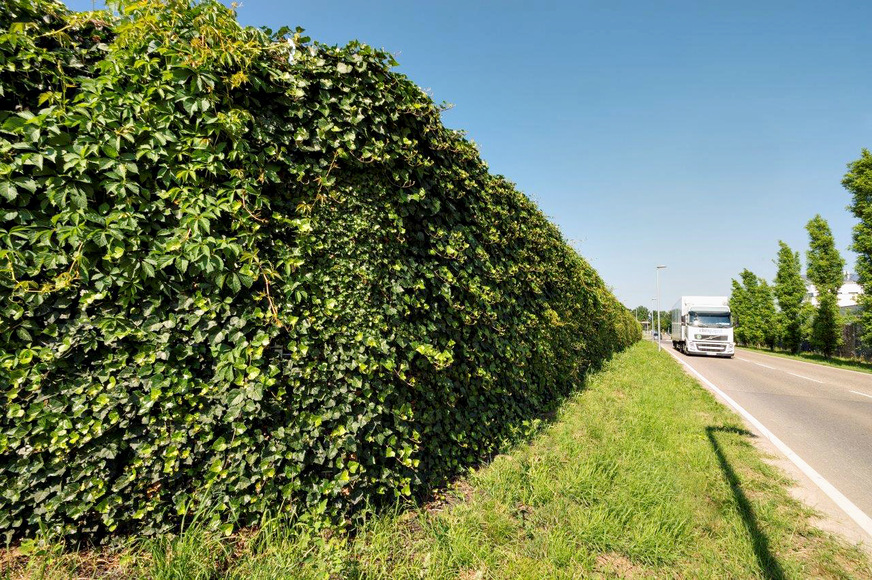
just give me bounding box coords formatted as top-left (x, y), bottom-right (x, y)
top-left (4, 341), bottom-right (871, 579)
top-left (739, 346), bottom-right (872, 375)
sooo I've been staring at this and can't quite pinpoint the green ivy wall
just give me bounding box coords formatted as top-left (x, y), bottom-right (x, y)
top-left (0, 0), bottom-right (640, 541)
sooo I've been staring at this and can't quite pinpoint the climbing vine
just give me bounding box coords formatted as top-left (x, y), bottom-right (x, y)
top-left (0, 0), bottom-right (640, 541)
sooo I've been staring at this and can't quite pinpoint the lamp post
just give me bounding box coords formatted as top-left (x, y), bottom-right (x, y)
top-left (656, 265), bottom-right (667, 351)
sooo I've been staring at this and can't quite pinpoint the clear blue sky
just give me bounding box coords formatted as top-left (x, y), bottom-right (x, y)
top-left (69, 0), bottom-right (872, 310)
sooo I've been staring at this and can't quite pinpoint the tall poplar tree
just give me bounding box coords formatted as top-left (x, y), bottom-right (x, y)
top-left (845, 149), bottom-right (872, 346)
top-left (773, 241), bottom-right (805, 353)
top-left (730, 269), bottom-right (776, 347)
top-left (730, 275), bottom-right (751, 345)
top-left (806, 215), bottom-right (845, 357)
top-left (757, 279), bottom-right (778, 350)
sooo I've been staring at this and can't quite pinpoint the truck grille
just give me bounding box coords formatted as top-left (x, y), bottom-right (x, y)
top-left (700, 335), bottom-right (729, 341)
top-left (698, 343), bottom-right (726, 352)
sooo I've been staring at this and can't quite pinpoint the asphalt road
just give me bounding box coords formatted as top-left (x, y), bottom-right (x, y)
top-left (657, 337), bottom-right (872, 523)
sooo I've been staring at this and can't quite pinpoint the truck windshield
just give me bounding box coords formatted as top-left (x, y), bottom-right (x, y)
top-left (689, 311), bottom-right (731, 327)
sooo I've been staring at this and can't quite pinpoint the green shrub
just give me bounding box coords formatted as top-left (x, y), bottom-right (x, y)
top-left (0, 0), bottom-right (640, 541)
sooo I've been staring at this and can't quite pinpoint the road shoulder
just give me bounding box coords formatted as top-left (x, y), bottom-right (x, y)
top-left (664, 342), bottom-right (872, 553)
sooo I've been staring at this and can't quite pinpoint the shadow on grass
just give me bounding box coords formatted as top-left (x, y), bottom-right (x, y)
top-left (706, 426), bottom-right (786, 580)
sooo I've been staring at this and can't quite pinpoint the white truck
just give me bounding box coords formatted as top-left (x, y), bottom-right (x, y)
top-left (670, 296), bottom-right (734, 358)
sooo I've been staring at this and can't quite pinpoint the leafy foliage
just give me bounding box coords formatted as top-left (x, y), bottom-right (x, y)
top-left (629, 307), bottom-right (671, 334)
top-left (730, 270), bottom-right (776, 348)
top-left (0, 0), bottom-right (639, 541)
top-left (773, 241), bottom-right (805, 353)
top-left (805, 215), bottom-right (844, 357)
top-left (806, 215), bottom-right (845, 295)
top-left (630, 305), bottom-right (649, 322)
top-left (845, 149), bottom-right (872, 346)
top-left (655, 310), bottom-right (672, 334)
top-left (811, 293), bottom-right (841, 357)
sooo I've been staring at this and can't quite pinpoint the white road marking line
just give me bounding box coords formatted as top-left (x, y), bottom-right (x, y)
top-left (851, 390), bottom-right (872, 400)
top-left (752, 361), bottom-right (777, 369)
top-left (740, 353), bottom-right (849, 388)
top-left (740, 355), bottom-right (831, 385)
top-left (734, 356), bottom-right (773, 368)
top-left (741, 352), bottom-right (860, 388)
top-left (785, 372), bottom-right (824, 384)
top-left (665, 348), bottom-right (872, 540)
top-left (742, 349), bottom-right (872, 379)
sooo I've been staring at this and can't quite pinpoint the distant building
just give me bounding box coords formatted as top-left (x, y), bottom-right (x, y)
top-left (804, 271), bottom-right (862, 312)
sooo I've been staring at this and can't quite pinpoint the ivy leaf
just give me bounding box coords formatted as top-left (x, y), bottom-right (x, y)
top-left (0, 182), bottom-right (17, 201)
top-left (141, 260), bottom-right (155, 278)
top-left (227, 273), bottom-right (242, 294)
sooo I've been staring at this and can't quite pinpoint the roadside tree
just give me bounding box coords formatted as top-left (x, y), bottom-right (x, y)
top-left (730, 269), bottom-right (776, 347)
top-left (773, 241), bottom-right (805, 353)
top-left (632, 306), bottom-right (650, 322)
top-left (730, 278), bottom-right (749, 344)
top-left (757, 279), bottom-right (778, 350)
top-left (658, 311), bottom-right (673, 334)
top-left (845, 149), bottom-right (872, 347)
top-left (806, 215), bottom-right (845, 357)
top-left (800, 301), bottom-right (817, 348)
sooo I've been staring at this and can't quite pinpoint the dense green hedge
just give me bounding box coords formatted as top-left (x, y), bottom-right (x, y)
top-left (0, 0), bottom-right (640, 541)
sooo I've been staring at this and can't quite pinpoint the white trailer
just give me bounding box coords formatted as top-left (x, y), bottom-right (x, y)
top-left (670, 296), bottom-right (734, 358)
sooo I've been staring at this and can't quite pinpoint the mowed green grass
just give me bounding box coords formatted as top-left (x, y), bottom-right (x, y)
top-left (6, 341), bottom-right (871, 579)
top-left (739, 345), bottom-right (872, 375)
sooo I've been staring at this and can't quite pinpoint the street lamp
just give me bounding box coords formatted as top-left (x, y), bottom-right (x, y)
top-left (656, 265), bottom-right (667, 351)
